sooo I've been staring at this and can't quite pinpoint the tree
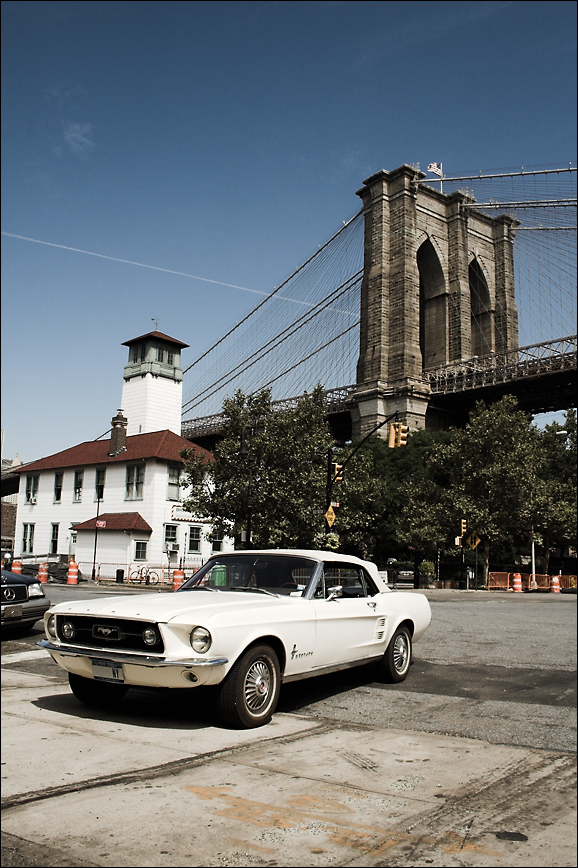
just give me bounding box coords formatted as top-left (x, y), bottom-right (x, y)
top-left (180, 387), bottom-right (334, 549)
top-left (328, 428), bottom-right (447, 563)
top-left (396, 396), bottom-right (563, 583)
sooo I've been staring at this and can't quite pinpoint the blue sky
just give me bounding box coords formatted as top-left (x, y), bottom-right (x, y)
top-left (2, 0), bottom-right (576, 461)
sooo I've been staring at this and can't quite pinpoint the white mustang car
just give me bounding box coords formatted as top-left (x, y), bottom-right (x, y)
top-left (39, 550), bottom-right (431, 728)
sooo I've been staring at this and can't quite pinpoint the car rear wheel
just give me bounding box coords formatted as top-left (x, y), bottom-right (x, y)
top-left (377, 625), bottom-right (412, 683)
top-left (217, 644), bottom-right (281, 728)
top-left (68, 672), bottom-right (128, 707)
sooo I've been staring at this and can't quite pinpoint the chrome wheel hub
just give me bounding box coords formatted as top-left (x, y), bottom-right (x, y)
top-left (393, 635), bottom-right (408, 672)
top-left (245, 659), bottom-right (271, 711)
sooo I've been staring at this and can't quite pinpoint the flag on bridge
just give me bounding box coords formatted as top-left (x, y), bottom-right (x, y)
top-left (428, 162), bottom-right (443, 176)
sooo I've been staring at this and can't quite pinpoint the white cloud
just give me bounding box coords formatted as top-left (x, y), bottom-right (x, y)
top-left (63, 122), bottom-right (95, 155)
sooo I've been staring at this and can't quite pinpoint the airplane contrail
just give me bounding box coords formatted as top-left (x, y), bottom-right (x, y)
top-left (1, 231), bottom-right (267, 295)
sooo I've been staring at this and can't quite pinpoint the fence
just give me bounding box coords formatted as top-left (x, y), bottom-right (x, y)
top-left (76, 560), bottom-right (204, 584)
top-left (488, 572), bottom-right (576, 591)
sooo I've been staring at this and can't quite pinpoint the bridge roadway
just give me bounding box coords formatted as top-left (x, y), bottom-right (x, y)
top-left (181, 335), bottom-right (577, 446)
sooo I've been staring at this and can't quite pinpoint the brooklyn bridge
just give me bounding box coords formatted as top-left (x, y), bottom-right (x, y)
top-left (181, 163), bottom-right (577, 447)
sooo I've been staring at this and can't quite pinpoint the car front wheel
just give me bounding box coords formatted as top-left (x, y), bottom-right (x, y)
top-left (378, 625), bottom-right (412, 682)
top-left (68, 672), bottom-right (128, 707)
top-left (217, 644), bottom-right (281, 728)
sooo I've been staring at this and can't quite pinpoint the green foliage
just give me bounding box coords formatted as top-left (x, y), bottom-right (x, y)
top-left (181, 388), bottom-right (576, 579)
top-left (396, 397), bottom-right (577, 581)
top-left (180, 386), bottom-right (334, 548)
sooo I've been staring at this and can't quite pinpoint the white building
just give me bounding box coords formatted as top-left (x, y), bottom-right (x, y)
top-left (11, 330), bottom-right (233, 578)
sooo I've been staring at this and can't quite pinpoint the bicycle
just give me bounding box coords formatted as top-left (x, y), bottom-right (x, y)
top-left (128, 565), bottom-right (159, 585)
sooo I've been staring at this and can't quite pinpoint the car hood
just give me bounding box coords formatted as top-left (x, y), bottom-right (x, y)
top-left (51, 590), bottom-right (302, 624)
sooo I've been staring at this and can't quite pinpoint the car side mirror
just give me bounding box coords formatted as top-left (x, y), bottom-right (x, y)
top-left (326, 585), bottom-right (343, 601)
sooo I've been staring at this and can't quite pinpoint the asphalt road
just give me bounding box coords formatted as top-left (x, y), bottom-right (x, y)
top-left (1, 586), bottom-right (576, 867)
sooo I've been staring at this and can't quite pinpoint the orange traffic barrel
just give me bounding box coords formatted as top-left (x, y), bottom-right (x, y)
top-left (549, 574), bottom-right (561, 593)
top-left (512, 572), bottom-right (523, 593)
top-left (11, 560), bottom-right (22, 574)
top-left (67, 561), bottom-right (79, 585)
top-left (172, 569), bottom-right (185, 591)
top-left (38, 563), bottom-right (49, 583)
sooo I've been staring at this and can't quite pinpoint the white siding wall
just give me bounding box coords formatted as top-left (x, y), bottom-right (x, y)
top-left (16, 461), bottom-right (232, 568)
top-left (121, 376), bottom-right (182, 436)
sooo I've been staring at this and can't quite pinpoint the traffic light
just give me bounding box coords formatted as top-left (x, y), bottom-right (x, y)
top-left (395, 423), bottom-right (409, 447)
top-left (388, 423), bottom-right (397, 448)
top-left (332, 463), bottom-right (344, 483)
top-left (461, 519), bottom-right (467, 536)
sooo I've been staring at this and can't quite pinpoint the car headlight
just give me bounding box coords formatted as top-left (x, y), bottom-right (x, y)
top-left (28, 583), bottom-right (44, 598)
top-left (61, 621), bottom-right (76, 640)
top-left (190, 626), bottom-right (212, 653)
top-left (142, 627), bottom-right (160, 646)
top-left (46, 614), bottom-right (57, 639)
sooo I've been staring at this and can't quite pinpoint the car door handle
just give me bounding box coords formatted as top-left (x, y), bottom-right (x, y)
top-left (367, 601), bottom-right (377, 609)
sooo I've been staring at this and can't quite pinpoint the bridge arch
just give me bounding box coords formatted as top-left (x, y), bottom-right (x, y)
top-left (469, 256), bottom-right (493, 356)
top-left (418, 237), bottom-right (448, 369)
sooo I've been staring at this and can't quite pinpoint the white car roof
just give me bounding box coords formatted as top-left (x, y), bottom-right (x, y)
top-left (220, 549), bottom-right (384, 586)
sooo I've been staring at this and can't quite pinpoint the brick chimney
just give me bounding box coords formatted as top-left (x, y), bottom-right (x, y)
top-left (109, 409), bottom-right (128, 457)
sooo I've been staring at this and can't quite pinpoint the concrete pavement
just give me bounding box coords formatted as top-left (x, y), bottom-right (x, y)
top-left (1, 650), bottom-right (576, 867)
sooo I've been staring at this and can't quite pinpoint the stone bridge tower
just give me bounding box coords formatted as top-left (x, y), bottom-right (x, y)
top-left (349, 165), bottom-right (519, 437)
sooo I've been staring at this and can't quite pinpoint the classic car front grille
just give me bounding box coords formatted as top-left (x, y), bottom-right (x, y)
top-left (2, 584), bottom-right (28, 604)
top-left (54, 615), bottom-right (165, 653)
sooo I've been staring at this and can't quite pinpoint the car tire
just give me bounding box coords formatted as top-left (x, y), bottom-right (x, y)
top-left (377, 625), bottom-right (412, 683)
top-left (217, 644), bottom-right (281, 729)
top-left (68, 672), bottom-right (128, 707)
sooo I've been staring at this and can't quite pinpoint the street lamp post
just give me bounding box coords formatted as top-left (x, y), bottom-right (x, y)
top-left (91, 484), bottom-right (104, 581)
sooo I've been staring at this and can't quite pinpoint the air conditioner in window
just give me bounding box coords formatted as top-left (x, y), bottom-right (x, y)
top-left (166, 543), bottom-right (180, 552)
top-left (28, 497), bottom-right (37, 504)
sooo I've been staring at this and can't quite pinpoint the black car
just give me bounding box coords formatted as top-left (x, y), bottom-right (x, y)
top-left (1, 569), bottom-right (51, 633)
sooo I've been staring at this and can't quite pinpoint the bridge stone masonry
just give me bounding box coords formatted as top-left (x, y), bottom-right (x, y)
top-left (349, 164), bottom-right (520, 438)
top-left (181, 163), bottom-right (576, 449)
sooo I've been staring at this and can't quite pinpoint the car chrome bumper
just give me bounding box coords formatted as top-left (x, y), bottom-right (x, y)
top-left (37, 639), bottom-right (228, 668)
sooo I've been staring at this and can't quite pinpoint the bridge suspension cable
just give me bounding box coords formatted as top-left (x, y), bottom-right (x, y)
top-left (182, 208), bottom-right (364, 419)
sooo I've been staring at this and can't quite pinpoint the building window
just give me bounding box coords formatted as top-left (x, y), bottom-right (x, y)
top-left (73, 470), bottom-right (83, 502)
top-left (134, 541), bottom-right (147, 561)
top-left (95, 468), bottom-right (105, 500)
top-left (165, 524), bottom-right (178, 545)
top-left (50, 524), bottom-right (59, 555)
top-left (167, 465), bottom-right (180, 500)
top-left (126, 465), bottom-right (144, 500)
top-left (212, 536), bottom-right (223, 552)
top-left (22, 523), bottom-right (35, 553)
top-left (164, 525), bottom-right (178, 555)
top-left (188, 526), bottom-right (202, 553)
top-left (167, 350), bottom-right (174, 366)
top-left (54, 473), bottom-right (63, 503)
top-left (156, 346), bottom-right (164, 362)
top-left (25, 475), bottom-right (39, 504)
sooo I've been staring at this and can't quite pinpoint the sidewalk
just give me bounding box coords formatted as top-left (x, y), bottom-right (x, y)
top-left (2, 658), bottom-right (576, 867)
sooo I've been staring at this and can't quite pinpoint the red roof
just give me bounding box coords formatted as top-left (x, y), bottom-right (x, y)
top-left (122, 330), bottom-right (189, 348)
top-left (13, 430), bottom-right (210, 473)
top-left (72, 513), bottom-right (153, 532)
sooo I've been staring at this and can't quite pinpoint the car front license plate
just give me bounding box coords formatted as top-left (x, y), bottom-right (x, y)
top-left (3, 605), bottom-right (22, 619)
top-left (91, 659), bottom-right (124, 683)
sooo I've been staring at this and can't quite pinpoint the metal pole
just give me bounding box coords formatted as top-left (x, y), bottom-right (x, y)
top-left (91, 487), bottom-right (103, 581)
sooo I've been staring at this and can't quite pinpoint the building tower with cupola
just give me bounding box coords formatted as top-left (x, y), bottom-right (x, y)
top-left (120, 331), bottom-right (189, 436)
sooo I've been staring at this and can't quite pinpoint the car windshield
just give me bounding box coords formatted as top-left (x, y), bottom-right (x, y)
top-left (179, 555), bottom-right (318, 596)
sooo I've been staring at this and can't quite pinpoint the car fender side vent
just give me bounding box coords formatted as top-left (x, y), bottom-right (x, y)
top-left (375, 616), bottom-right (386, 640)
